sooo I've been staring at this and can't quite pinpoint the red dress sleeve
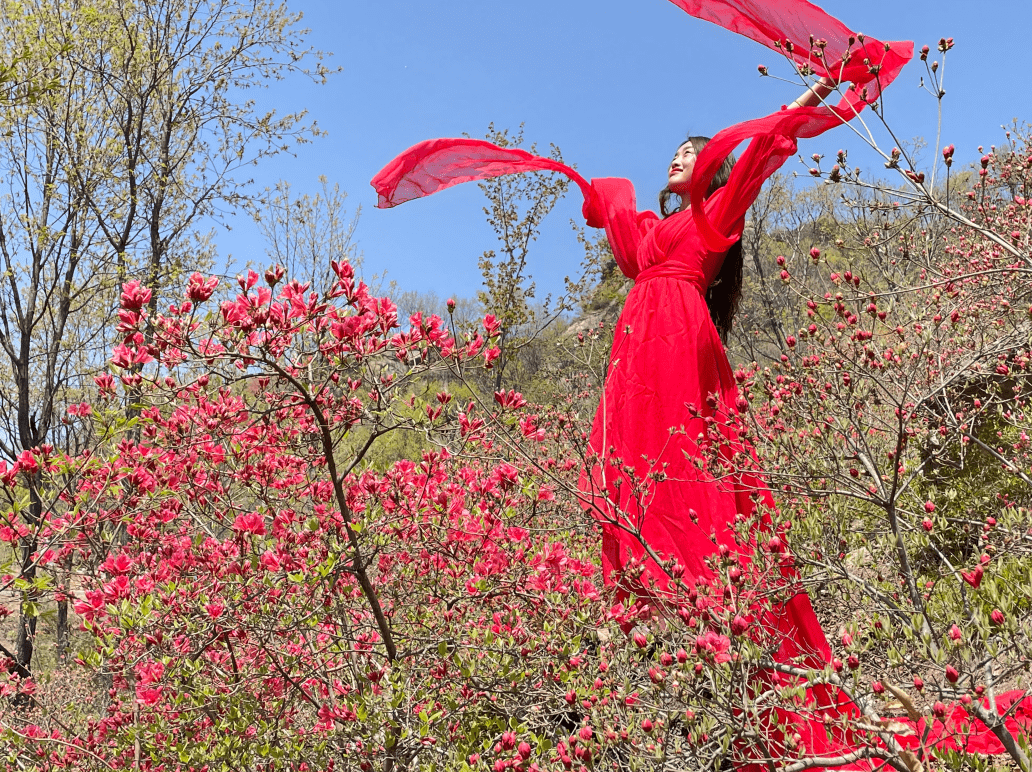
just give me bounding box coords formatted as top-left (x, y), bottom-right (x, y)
top-left (700, 132), bottom-right (799, 243)
top-left (583, 178), bottom-right (658, 280)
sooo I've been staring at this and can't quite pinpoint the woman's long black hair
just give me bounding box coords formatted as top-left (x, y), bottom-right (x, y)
top-left (658, 136), bottom-right (743, 345)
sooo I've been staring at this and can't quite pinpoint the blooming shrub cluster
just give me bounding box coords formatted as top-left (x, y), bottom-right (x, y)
top-left (2, 39), bottom-right (1032, 772)
top-left (0, 259), bottom-right (825, 771)
top-left (1, 241), bottom-right (1024, 772)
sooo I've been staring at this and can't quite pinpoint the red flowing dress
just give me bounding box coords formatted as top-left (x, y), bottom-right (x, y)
top-left (579, 138), bottom-right (831, 665)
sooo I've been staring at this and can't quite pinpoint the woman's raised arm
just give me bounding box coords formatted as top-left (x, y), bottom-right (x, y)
top-left (787, 76), bottom-right (838, 110)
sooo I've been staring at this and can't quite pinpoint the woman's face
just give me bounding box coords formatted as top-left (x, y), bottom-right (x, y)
top-left (667, 141), bottom-right (696, 194)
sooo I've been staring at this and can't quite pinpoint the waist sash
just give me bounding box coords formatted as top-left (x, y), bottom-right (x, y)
top-left (634, 262), bottom-right (708, 294)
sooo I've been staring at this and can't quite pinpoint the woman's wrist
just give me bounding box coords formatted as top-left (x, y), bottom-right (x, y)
top-left (788, 76), bottom-right (838, 110)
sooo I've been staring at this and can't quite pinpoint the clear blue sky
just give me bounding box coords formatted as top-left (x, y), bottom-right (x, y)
top-left (223, 0), bottom-right (1032, 304)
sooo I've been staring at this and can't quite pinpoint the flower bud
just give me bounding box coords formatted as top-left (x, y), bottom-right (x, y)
top-left (264, 263), bottom-right (285, 287)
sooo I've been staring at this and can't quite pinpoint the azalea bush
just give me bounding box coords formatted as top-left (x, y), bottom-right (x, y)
top-left (0, 254), bottom-right (965, 772)
top-left (0, 257), bottom-right (1017, 772)
top-left (0, 261), bottom-right (792, 771)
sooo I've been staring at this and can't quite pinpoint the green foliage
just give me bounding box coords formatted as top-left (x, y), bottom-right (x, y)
top-left (475, 124), bottom-right (571, 392)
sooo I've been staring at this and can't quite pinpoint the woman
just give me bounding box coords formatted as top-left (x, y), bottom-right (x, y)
top-left (579, 80), bottom-right (838, 667)
top-left (370, 0), bottom-right (917, 638)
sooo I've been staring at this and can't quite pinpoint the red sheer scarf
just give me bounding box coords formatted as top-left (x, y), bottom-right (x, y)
top-left (372, 137), bottom-right (594, 211)
top-left (372, 0), bottom-right (911, 230)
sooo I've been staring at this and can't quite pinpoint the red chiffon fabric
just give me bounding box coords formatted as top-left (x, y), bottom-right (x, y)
top-left (371, 0), bottom-right (1030, 766)
top-left (373, 137), bottom-right (594, 210)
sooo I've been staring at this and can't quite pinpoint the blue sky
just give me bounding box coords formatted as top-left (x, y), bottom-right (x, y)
top-left (223, 0), bottom-right (1032, 304)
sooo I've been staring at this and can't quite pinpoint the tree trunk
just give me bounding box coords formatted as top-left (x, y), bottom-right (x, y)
top-left (56, 557), bottom-right (70, 661)
top-left (14, 483), bottom-right (43, 700)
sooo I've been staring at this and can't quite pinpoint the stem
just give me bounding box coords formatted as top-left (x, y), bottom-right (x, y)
top-left (965, 697), bottom-right (1031, 772)
top-left (782, 748), bottom-right (885, 772)
top-left (250, 356), bottom-right (398, 663)
top-left (769, 662), bottom-right (911, 772)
